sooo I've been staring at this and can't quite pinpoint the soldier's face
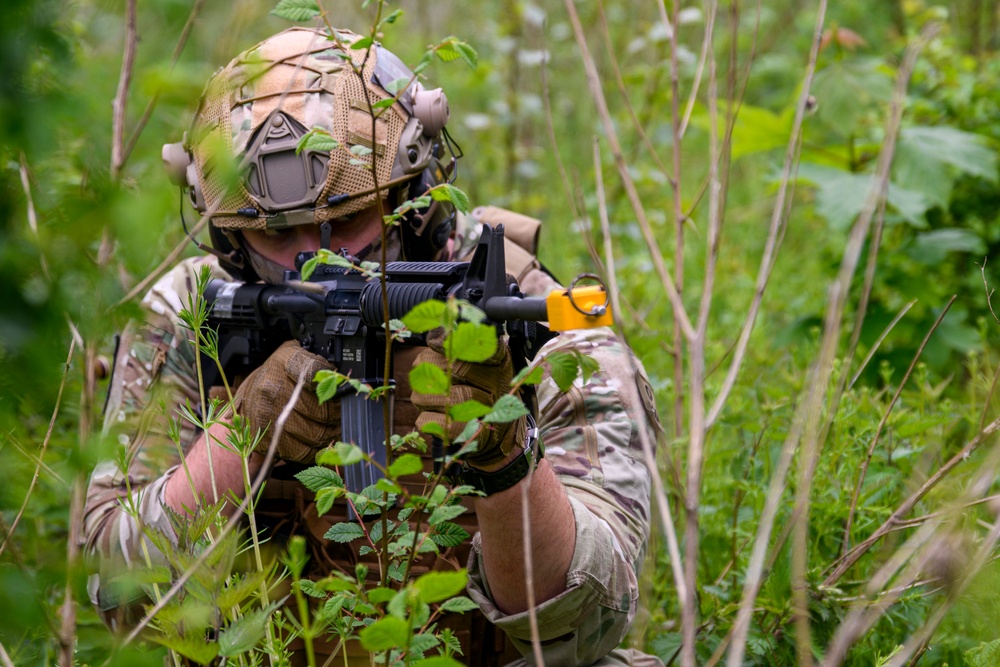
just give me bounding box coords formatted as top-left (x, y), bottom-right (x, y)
top-left (241, 204), bottom-right (384, 269)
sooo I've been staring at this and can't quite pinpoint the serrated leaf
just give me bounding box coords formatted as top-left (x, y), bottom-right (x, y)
top-left (351, 36), bottom-right (374, 50)
top-left (427, 504), bottom-right (466, 526)
top-left (429, 521), bottom-right (470, 547)
top-left (350, 144), bottom-right (373, 156)
top-left (384, 76), bottom-right (410, 95)
top-left (546, 351), bottom-right (580, 392)
top-left (483, 395), bottom-right (529, 424)
top-left (512, 363), bottom-right (545, 386)
top-left (359, 615), bottom-right (410, 651)
top-left (420, 420), bottom-right (446, 438)
top-left (376, 477), bottom-right (403, 494)
top-left (449, 322), bottom-right (497, 363)
top-left (295, 466), bottom-right (344, 492)
top-left (388, 453), bottom-right (423, 478)
top-left (409, 632), bottom-right (441, 657)
top-left (218, 603), bottom-right (278, 656)
top-left (410, 362), bottom-right (450, 396)
top-left (413, 570), bottom-right (468, 603)
top-left (315, 369), bottom-right (347, 403)
top-left (317, 442), bottom-right (366, 467)
top-left (315, 486), bottom-right (342, 515)
top-left (270, 0), bottom-right (321, 22)
top-left (324, 522), bottom-right (365, 543)
top-left (296, 129), bottom-right (339, 155)
top-left (298, 579), bottom-right (326, 598)
top-left (448, 399), bottom-right (491, 421)
top-left (430, 184), bottom-right (471, 213)
top-left (403, 300), bottom-right (447, 333)
top-left (455, 419), bottom-right (480, 444)
top-left (438, 595), bottom-right (479, 613)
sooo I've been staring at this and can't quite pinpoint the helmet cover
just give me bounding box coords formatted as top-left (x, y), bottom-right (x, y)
top-left (188, 27), bottom-right (417, 230)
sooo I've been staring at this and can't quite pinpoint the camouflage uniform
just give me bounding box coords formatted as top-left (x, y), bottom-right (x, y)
top-left (84, 211), bottom-right (664, 666)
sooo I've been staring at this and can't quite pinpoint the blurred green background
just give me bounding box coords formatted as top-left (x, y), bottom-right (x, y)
top-left (3, 0), bottom-right (1000, 664)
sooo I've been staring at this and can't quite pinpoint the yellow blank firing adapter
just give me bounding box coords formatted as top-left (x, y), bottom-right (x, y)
top-left (545, 275), bottom-right (614, 331)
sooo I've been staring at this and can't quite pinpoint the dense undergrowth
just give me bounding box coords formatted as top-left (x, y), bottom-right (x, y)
top-left (3, 0), bottom-right (1000, 665)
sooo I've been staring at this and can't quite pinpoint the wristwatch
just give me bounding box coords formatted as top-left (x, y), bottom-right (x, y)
top-left (462, 415), bottom-right (543, 496)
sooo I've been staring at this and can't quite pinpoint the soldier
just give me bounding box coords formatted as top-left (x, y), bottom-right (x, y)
top-left (84, 26), bottom-right (664, 666)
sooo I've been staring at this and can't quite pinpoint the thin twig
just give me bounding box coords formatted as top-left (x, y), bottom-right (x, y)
top-left (682, 1), bottom-right (721, 662)
top-left (0, 339), bottom-right (76, 558)
top-left (788, 23), bottom-right (930, 664)
top-left (842, 296), bottom-right (956, 553)
top-left (0, 641), bottom-right (14, 667)
top-left (520, 453), bottom-right (545, 666)
top-left (594, 138), bottom-right (688, 610)
top-left (706, 0), bottom-right (828, 430)
top-left (823, 415), bottom-right (1000, 586)
top-left (724, 4), bottom-right (830, 664)
top-left (121, 0), bottom-right (208, 167)
top-left (60, 341), bottom-right (96, 667)
top-left (978, 257), bottom-right (1000, 325)
top-left (562, 0), bottom-right (695, 342)
top-left (848, 299), bottom-right (917, 389)
top-left (110, 0), bottom-right (138, 182)
top-left (124, 372), bottom-right (308, 644)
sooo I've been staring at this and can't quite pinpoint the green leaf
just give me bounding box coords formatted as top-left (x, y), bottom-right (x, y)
top-left (413, 570), bottom-right (468, 604)
top-left (218, 603), bottom-right (278, 656)
top-left (384, 76), bottom-right (410, 95)
top-left (429, 521), bottom-right (470, 547)
top-left (295, 466), bottom-right (344, 492)
top-left (899, 126), bottom-right (997, 183)
top-left (546, 351), bottom-right (580, 392)
top-left (315, 369), bottom-right (347, 403)
top-left (448, 400), bottom-right (491, 421)
top-left (795, 163), bottom-right (930, 231)
top-left (359, 615), bottom-right (410, 651)
top-left (372, 97), bottom-right (396, 110)
top-left (420, 420), bottom-right (446, 438)
top-left (324, 522), bottom-right (365, 543)
top-left (483, 395), bottom-right (529, 424)
top-left (428, 504), bottom-right (466, 526)
top-left (315, 486), bottom-right (342, 515)
top-left (317, 442), bottom-right (366, 467)
top-left (367, 586), bottom-right (397, 604)
top-left (438, 595), bottom-right (479, 613)
top-left (350, 36), bottom-right (374, 51)
top-left (270, 0), bottom-right (321, 22)
top-left (410, 362), bottom-right (450, 396)
top-left (908, 229), bottom-right (985, 264)
top-left (430, 184), bottom-right (471, 213)
top-left (298, 579), bottom-right (326, 599)
top-left (376, 477), bottom-right (403, 494)
top-left (388, 453), bottom-right (423, 478)
top-left (296, 129), bottom-right (339, 155)
top-left (403, 300), bottom-right (447, 333)
top-left (811, 57), bottom-right (894, 138)
top-left (512, 363), bottom-right (545, 386)
top-left (449, 322), bottom-right (498, 363)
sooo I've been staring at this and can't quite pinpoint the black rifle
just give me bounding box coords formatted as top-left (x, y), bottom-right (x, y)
top-left (202, 224), bottom-right (583, 493)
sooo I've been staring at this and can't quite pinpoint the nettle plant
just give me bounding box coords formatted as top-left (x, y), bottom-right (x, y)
top-left (112, 3), bottom-right (598, 665)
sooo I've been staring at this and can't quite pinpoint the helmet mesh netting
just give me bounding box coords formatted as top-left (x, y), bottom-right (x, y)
top-left (190, 28), bottom-right (407, 230)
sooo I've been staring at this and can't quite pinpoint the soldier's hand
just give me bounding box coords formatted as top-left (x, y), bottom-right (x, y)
top-left (410, 329), bottom-right (527, 468)
top-left (233, 340), bottom-right (339, 463)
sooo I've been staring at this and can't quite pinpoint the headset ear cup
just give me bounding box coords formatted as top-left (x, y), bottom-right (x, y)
top-left (400, 159), bottom-right (456, 261)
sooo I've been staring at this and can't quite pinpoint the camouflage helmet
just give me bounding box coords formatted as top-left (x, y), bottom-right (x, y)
top-left (163, 27), bottom-right (456, 259)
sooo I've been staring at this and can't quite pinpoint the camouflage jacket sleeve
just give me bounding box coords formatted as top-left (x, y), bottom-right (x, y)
top-left (82, 256), bottom-right (225, 626)
top-left (467, 268), bottom-right (663, 665)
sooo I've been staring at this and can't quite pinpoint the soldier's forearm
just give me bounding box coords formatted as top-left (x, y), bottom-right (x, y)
top-left (472, 458), bottom-right (576, 614)
top-left (163, 421), bottom-right (264, 516)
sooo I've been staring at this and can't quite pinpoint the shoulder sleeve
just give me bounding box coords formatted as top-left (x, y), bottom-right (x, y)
top-left (83, 256), bottom-right (225, 627)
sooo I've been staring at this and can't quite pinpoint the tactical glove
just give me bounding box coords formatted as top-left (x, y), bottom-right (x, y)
top-left (233, 340), bottom-right (339, 463)
top-left (410, 330), bottom-right (527, 468)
